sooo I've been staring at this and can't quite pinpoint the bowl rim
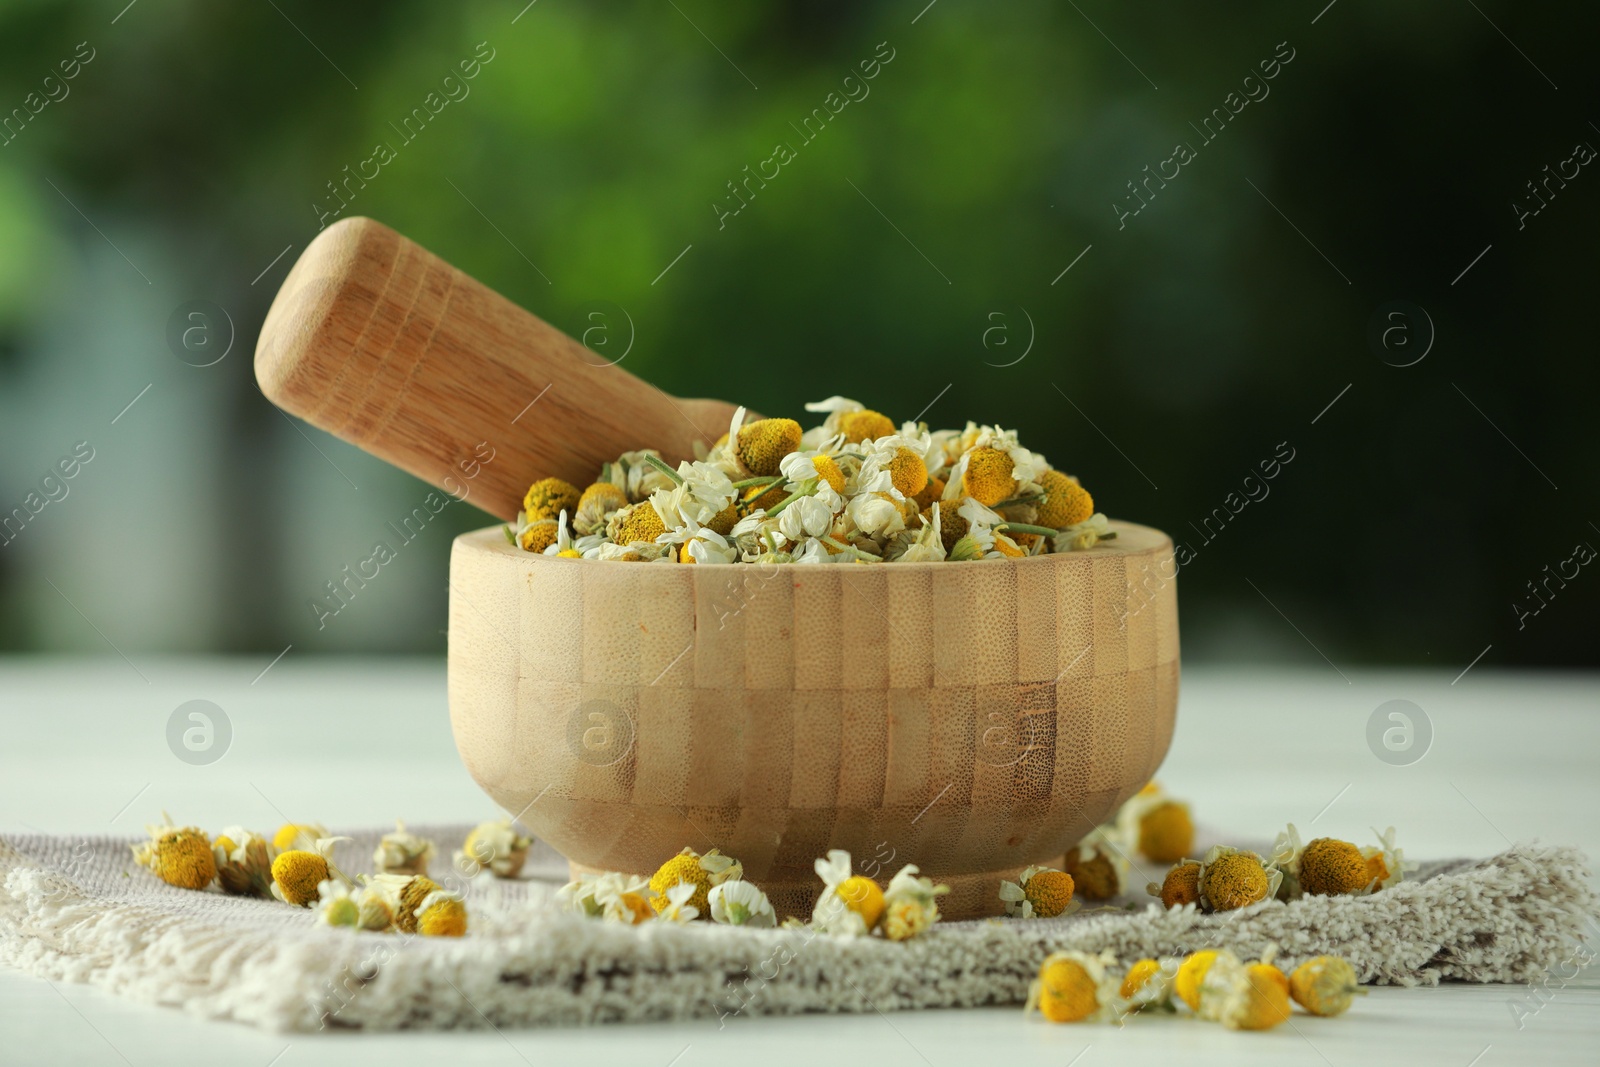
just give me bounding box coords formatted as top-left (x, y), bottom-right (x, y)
top-left (454, 518), bottom-right (1173, 570)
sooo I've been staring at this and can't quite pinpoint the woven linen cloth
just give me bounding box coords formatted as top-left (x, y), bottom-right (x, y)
top-left (1, 825), bottom-right (1592, 1032)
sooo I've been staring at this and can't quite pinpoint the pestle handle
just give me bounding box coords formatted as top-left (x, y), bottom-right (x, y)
top-left (254, 216), bottom-right (737, 522)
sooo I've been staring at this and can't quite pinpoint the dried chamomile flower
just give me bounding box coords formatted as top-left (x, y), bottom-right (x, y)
top-left (1120, 957), bottom-right (1179, 1011)
top-left (1052, 513), bottom-right (1115, 552)
top-left (558, 870), bottom-right (655, 924)
top-left (1361, 826), bottom-right (1415, 892)
top-left (606, 500), bottom-right (667, 547)
top-left (315, 879), bottom-right (398, 931)
top-left (367, 873), bottom-right (467, 936)
top-left (708, 880), bottom-right (776, 927)
top-left (1025, 950), bottom-right (1120, 1024)
top-left (575, 481), bottom-right (629, 536)
top-left (838, 409), bottom-right (896, 444)
top-left (660, 516), bottom-right (739, 564)
top-left (515, 512), bottom-right (562, 554)
top-left (272, 837), bottom-right (350, 907)
top-left (273, 822), bottom-right (329, 852)
top-left (373, 820), bottom-right (435, 877)
top-left (1036, 470), bottom-right (1094, 529)
top-left (211, 827), bottom-right (273, 898)
top-left (889, 507), bottom-right (947, 563)
top-left (132, 814), bottom-right (216, 891)
top-left (1148, 859), bottom-right (1203, 909)
top-left (649, 460), bottom-right (737, 529)
top-left (1201, 947), bottom-right (1292, 1031)
top-left (1197, 845), bottom-right (1281, 912)
top-left (962, 446), bottom-right (1017, 507)
top-left (1297, 836), bottom-right (1372, 897)
top-left (1174, 949), bottom-right (1221, 1012)
top-left (522, 477), bottom-right (580, 522)
top-left (998, 865), bottom-right (1077, 919)
top-left (911, 475), bottom-right (945, 511)
top-left (736, 417), bottom-right (803, 477)
top-left (1289, 955), bottom-right (1365, 1017)
top-left (1062, 827), bottom-right (1130, 901)
top-left (649, 847), bottom-right (742, 916)
top-left (455, 819), bottom-right (531, 878)
top-left (881, 864), bottom-right (949, 941)
top-left (657, 882), bottom-right (701, 923)
top-left (1115, 781), bottom-right (1194, 864)
top-left (812, 849), bottom-right (885, 936)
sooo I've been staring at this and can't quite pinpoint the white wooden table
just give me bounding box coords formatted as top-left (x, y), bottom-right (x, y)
top-left (1, 658), bottom-right (1595, 1066)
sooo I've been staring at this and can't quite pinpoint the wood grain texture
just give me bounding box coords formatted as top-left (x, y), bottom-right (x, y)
top-left (448, 520), bottom-right (1181, 920)
top-left (254, 216), bottom-right (738, 521)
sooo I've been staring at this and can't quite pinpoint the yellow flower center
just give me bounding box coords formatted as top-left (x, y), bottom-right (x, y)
top-left (736, 418), bottom-right (803, 476)
top-left (324, 897), bottom-right (361, 927)
top-left (212, 834), bottom-right (237, 854)
top-left (621, 892), bottom-right (654, 924)
top-left (1022, 870), bottom-right (1076, 918)
top-left (961, 447), bottom-right (1017, 507)
top-left (1036, 959), bottom-right (1099, 1022)
top-left (1036, 470), bottom-right (1093, 528)
top-left (1138, 801), bottom-right (1194, 864)
top-left (394, 876), bottom-right (442, 932)
top-left (1175, 950), bottom-right (1218, 1010)
top-left (706, 502), bottom-right (740, 535)
top-left (1299, 838), bottom-right (1370, 896)
top-left (418, 898), bottom-right (468, 937)
top-left (271, 850), bottom-right (330, 906)
top-left (576, 482), bottom-right (628, 535)
top-left (911, 475), bottom-right (945, 511)
top-left (1365, 852), bottom-right (1390, 888)
top-left (151, 830), bottom-right (216, 890)
top-left (888, 447), bottom-right (928, 498)
top-left (812, 454), bottom-right (847, 494)
top-left (1232, 964), bottom-right (1293, 1030)
top-left (1289, 956), bottom-right (1361, 1017)
top-left (838, 409), bottom-right (895, 444)
top-left (1120, 958), bottom-right (1162, 1000)
top-left (272, 824), bottom-right (322, 851)
top-left (1158, 861), bottom-right (1202, 909)
top-left (522, 477), bottom-right (581, 522)
top-left (608, 501), bottom-right (667, 546)
top-left (517, 519), bottom-right (560, 554)
top-left (926, 507), bottom-right (967, 552)
top-left (1203, 852), bottom-right (1270, 911)
top-left (835, 875), bottom-right (886, 930)
top-left (649, 854), bottom-right (712, 914)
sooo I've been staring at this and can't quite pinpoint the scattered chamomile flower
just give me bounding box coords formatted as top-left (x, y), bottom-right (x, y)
top-left (1196, 845), bottom-right (1281, 912)
top-left (998, 865), bottom-right (1077, 919)
top-left (1062, 826), bottom-right (1131, 901)
top-left (1148, 859), bottom-right (1203, 910)
top-left (880, 864), bottom-right (950, 941)
top-left (313, 880), bottom-right (370, 930)
top-left (455, 819), bottom-right (532, 878)
top-left (271, 837), bottom-right (350, 907)
top-left (1025, 950), bottom-right (1121, 1024)
top-left (1114, 781), bottom-right (1194, 864)
top-left (708, 879), bottom-right (776, 927)
top-left (273, 822), bottom-right (330, 852)
top-left (373, 820), bottom-right (435, 877)
top-left (1361, 826), bottom-right (1415, 892)
top-left (1289, 955), bottom-right (1365, 1017)
top-left (366, 873), bottom-right (467, 936)
top-left (132, 813), bottom-right (216, 891)
top-left (1119, 957), bottom-right (1178, 1011)
top-left (657, 881), bottom-right (701, 923)
top-left (1201, 946), bottom-right (1292, 1031)
top-left (1296, 835), bottom-right (1372, 897)
top-left (558, 871), bottom-right (655, 924)
top-left (211, 826), bottom-right (272, 898)
top-left (648, 847), bottom-right (742, 916)
top-left (1174, 949), bottom-right (1222, 1012)
top-left (812, 849), bottom-right (886, 936)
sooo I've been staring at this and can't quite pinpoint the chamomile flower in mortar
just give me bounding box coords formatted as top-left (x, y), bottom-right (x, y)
top-left (616, 450), bottom-right (678, 501)
top-left (777, 494), bottom-right (836, 542)
top-left (735, 417), bottom-right (803, 477)
top-left (211, 827), bottom-right (273, 898)
top-left (657, 881), bottom-right (701, 923)
top-left (273, 822), bottom-right (330, 852)
top-left (658, 516), bottom-right (739, 564)
top-left (856, 436), bottom-right (931, 501)
top-left (880, 864), bottom-right (949, 941)
top-left (522, 477), bottom-right (581, 523)
top-left (1025, 950), bottom-right (1120, 1024)
top-left (515, 512), bottom-right (561, 554)
top-left (649, 847), bottom-right (742, 916)
top-left (543, 510), bottom-right (582, 558)
top-left (961, 446), bottom-right (1018, 507)
top-left (272, 837), bottom-right (351, 907)
top-left (779, 448), bottom-right (848, 499)
top-left (1053, 513), bottom-right (1115, 552)
top-left (803, 396), bottom-right (895, 445)
top-left (1114, 782), bottom-right (1195, 865)
top-left (373, 820), bottom-right (435, 877)
top-left (1196, 845), bottom-right (1281, 912)
top-left (998, 865), bottom-right (1077, 919)
top-left (649, 460), bottom-right (736, 529)
top-left (574, 480), bottom-right (628, 536)
top-left (845, 492), bottom-right (906, 541)
top-left (455, 819), bottom-right (531, 878)
top-left (1061, 826), bottom-right (1131, 902)
top-left (812, 849), bottom-right (885, 936)
top-left (708, 880), bottom-right (776, 927)
top-left (1036, 470), bottom-right (1095, 529)
top-left (889, 508), bottom-right (946, 563)
top-left (606, 500), bottom-right (668, 549)
top-left (132, 813), bottom-right (216, 891)
top-left (1361, 826), bottom-right (1415, 892)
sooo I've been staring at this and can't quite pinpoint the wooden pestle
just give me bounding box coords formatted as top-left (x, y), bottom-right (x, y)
top-left (254, 216), bottom-right (739, 522)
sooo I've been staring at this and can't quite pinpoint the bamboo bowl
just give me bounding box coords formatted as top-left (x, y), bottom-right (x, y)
top-left (447, 520), bottom-right (1179, 919)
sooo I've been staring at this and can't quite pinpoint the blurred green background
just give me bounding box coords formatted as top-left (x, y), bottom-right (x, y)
top-left (0, 0), bottom-right (1593, 669)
